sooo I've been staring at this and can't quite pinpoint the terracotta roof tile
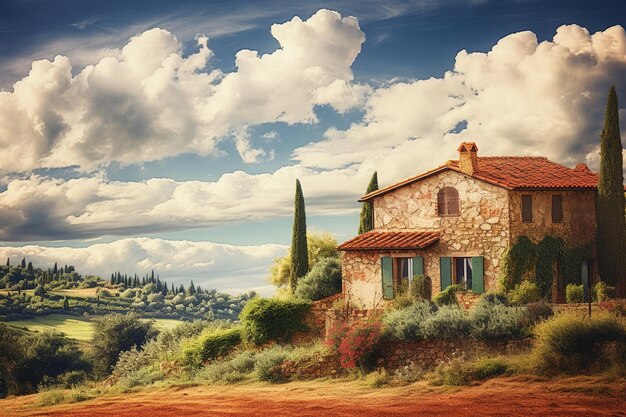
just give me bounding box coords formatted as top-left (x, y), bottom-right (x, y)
top-left (361, 156), bottom-right (611, 201)
top-left (338, 231), bottom-right (440, 251)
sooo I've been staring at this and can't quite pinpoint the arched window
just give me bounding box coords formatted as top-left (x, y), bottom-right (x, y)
top-left (437, 187), bottom-right (459, 216)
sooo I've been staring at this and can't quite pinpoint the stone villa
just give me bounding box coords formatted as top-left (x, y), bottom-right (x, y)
top-left (338, 142), bottom-right (602, 309)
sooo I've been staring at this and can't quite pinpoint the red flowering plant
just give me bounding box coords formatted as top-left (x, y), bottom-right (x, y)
top-left (327, 320), bottom-right (382, 369)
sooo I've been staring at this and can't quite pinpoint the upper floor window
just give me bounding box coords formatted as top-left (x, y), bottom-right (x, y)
top-left (437, 187), bottom-right (459, 216)
top-left (552, 195), bottom-right (563, 223)
top-left (521, 195), bottom-right (533, 222)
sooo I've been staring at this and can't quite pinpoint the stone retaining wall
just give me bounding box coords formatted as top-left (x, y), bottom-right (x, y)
top-left (280, 337), bottom-right (533, 380)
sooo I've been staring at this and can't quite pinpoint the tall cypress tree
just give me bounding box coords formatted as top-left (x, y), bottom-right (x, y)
top-left (358, 172), bottom-right (379, 234)
top-left (595, 86), bottom-right (626, 295)
top-left (290, 179), bottom-right (309, 293)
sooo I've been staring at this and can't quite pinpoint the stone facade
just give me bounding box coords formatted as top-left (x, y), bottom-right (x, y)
top-left (341, 170), bottom-right (599, 309)
top-left (508, 190), bottom-right (596, 248)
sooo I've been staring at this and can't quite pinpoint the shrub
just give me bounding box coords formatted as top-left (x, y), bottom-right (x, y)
top-left (533, 312), bottom-right (626, 374)
top-left (255, 346), bottom-right (290, 383)
top-left (240, 297), bottom-right (310, 345)
top-left (57, 370), bottom-right (88, 388)
top-left (433, 284), bottom-right (462, 307)
top-left (198, 350), bottom-right (257, 384)
top-left (411, 275), bottom-right (432, 301)
top-left (520, 300), bottom-right (553, 327)
top-left (36, 390), bottom-right (65, 406)
top-left (382, 301), bottom-right (437, 341)
top-left (477, 292), bottom-right (508, 307)
top-left (592, 281), bottom-right (614, 302)
top-left (294, 257), bottom-right (342, 301)
top-left (365, 369), bottom-right (389, 388)
top-left (471, 357), bottom-right (509, 380)
top-left (507, 281), bottom-right (541, 305)
top-left (565, 283), bottom-right (584, 303)
top-left (91, 314), bottom-right (157, 376)
top-left (433, 359), bottom-right (469, 386)
top-left (421, 306), bottom-right (469, 339)
top-left (469, 302), bottom-right (527, 340)
top-left (181, 327), bottom-right (242, 367)
top-left (330, 321), bottom-right (382, 369)
top-left (12, 331), bottom-right (90, 394)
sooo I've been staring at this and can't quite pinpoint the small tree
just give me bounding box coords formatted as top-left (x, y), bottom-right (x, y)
top-left (595, 86), bottom-right (626, 295)
top-left (358, 172), bottom-right (378, 234)
top-left (294, 257), bottom-right (342, 301)
top-left (290, 179), bottom-right (308, 293)
top-left (91, 314), bottom-right (156, 376)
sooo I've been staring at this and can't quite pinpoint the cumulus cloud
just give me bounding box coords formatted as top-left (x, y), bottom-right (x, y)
top-left (0, 9), bottom-right (365, 172)
top-left (0, 164), bottom-right (373, 241)
top-left (294, 24), bottom-right (626, 182)
top-left (0, 238), bottom-right (286, 294)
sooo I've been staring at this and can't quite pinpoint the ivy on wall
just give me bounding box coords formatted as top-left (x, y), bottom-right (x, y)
top-left (501, 235), bottom-right (593, 298)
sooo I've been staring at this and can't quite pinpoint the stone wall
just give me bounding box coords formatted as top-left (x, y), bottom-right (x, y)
top-left (341, 251), bottom-right (385, 309)
top-left (508, 190), bottom-right (596, 248)
top-left (279, 337), bottom-right (533, 380)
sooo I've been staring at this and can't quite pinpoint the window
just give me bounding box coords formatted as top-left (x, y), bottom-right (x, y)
top-left (521, 195), bottom-right (533, 222)
top-left (437, 187), bottom-right (459, 216)
top-left (381, 256), bottom-right (424, 300)
top-left (551, 195), bottom-right (563, 223)
top-left (454, 257), bottom-right (473, 290)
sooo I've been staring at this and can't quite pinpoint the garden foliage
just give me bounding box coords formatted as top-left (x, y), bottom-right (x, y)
top-left (239, 297), bottom-right (311, 345)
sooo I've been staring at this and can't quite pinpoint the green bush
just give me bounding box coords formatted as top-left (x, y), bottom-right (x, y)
top-left (533, 312), bottom-right (626, 374)
top-left (469, 302), bottom-right (526, 340)
top-left (565, 283), bottom-right (584, 303)
top-left (471, 357), bottom-right (509, 380)
top-left (91, 314), bottom-right (156, 376)
top-left (182, 328), bottom-right (242, 367)
top-left (520, 300), bottom-right (553, 327)
top-left (507, 281), bottom-right (541, 305)
top-left (592, 281), bottom-right (614, 302)
top-left (382, 300), bottom-right (437, 341)
top-left (254, 346), bottom-right (290, 383)
top-left (421, 306), bottom-right (469, 339)
top-left (240, 297), bottom-right (310, 345)
top-left (433, 284), bottom-right (462, 307)
top-left (197, 350), bottom-right (256, 384)
top-left (477, 292), bottom-right (508, 306)
top-left (411, 275), bottom-right (432, 301)
top-left (294, 257), bottom-right (342, 301)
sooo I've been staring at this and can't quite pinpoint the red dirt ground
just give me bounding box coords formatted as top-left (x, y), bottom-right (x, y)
top-left (3, 376), bottom-right (626, 417)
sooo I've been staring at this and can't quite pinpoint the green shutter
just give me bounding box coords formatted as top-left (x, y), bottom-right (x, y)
top-left (412, 256), bottom-right (424, 277)
top-left (381, 257), bottom-right (394, 300)
top-left (472, 256), bottom-right (484, 294)
top-left (440, 257), bottom-right (452, 290)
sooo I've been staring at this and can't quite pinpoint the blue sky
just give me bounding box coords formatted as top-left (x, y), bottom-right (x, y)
top-left (0, 0), bottom-right (624, 293)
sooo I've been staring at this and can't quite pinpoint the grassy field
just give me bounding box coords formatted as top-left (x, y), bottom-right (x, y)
top-left (4, 314), bottom-right (185, 342)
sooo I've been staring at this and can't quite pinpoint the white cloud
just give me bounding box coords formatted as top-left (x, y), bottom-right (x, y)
top-left (0, 237), bottom-right (286, 295)
top-left (0, 10), bottom-right (365, 173)
top-left (294, 24), bottom-right (626, 183)
top-left (0, 164), bottom-right (372, 241)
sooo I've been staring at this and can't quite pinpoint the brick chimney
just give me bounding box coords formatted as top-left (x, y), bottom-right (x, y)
top-left (457, 142), bottom-right (479, 175)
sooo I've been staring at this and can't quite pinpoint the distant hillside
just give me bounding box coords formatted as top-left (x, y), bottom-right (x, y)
top-left (0, 259), bottom-right (254, 321)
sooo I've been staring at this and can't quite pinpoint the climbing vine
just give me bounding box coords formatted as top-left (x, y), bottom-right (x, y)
top-left (501, 235), bottom-right (593, 298)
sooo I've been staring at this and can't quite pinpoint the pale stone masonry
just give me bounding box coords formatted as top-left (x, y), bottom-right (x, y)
top-left (339, 142), bottom-right (601, 309)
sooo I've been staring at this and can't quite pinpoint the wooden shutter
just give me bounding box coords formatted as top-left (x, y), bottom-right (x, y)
top-left (381, 257), bottom-right (394, 300)
top-left (551, 195), bottom-right (563, 222)
top-left (438, 187), bottom-right (459, 216)
top-left (471, 256), bottom-right (484, 294)
top-left (440, 257), bottom-right (452, 291)
top-left (521, 195), bottom-right (533, 222)
top-left (412, 256), bottom-right (424, 277)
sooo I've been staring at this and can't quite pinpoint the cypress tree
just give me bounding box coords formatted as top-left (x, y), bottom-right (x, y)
top-left (6, 258), bottom-right (9, 267)
top-left (358, 171), bottom-right (379, 234)
top-left (595, 86), bottom-right (626, 295)
top-left (290, 179), bottom-right (309, 292)
top-left (53, 262), bottom-right (57, 274)
top-left (21, 258), bottom-right (26, 268)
